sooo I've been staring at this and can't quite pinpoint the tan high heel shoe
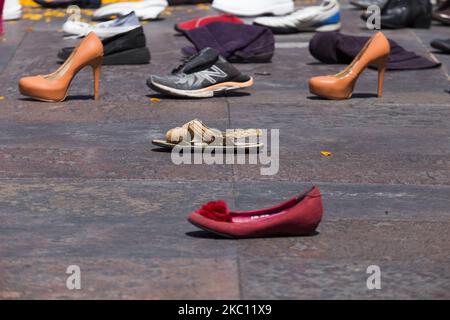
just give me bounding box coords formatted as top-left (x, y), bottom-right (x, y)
top-left (309, 31), bottom-right (390, 100)
top-left (19, 32), bottom-right (103, 102)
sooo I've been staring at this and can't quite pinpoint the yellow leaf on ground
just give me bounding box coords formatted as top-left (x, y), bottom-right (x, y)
top-left (24, 26), bottom-right (35, 32)
top-left (150, 98), bottom-right (161, 103)
top-left (0, 96), bottom-right (5, 100)
top-left (196, 4), bottom-right (210, 11)
top-left (23, 13), bottom-right (43, 21)
top-left (321, 151), bottom-right (333, 157)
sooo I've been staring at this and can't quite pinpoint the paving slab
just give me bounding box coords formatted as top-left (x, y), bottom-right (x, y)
top-left (0, 180), bottom-right (237, 259)
top-left (0, 257), bottom-right (240, 299)
top-left (239, 258), bottom-right (450, 299)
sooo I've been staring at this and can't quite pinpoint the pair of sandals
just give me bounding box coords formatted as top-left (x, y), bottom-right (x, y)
top-left (152, 119), bottom-right (264, 151)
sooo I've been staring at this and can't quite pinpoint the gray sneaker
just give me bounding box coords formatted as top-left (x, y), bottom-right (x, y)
top-left (147, 48), bottom-right (253, 98)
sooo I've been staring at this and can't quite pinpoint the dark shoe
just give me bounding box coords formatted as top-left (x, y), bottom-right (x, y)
top-left (361, 0), bottom-right (432, 29)
top-left (432, 0), bottom-right (450, 24)
top-left (33, 0), bottom-right (101, 9)
top-left (431, 38), bottom-right (450, 54)
top-left (188, 187), bottom-right (323, 239)
top-left (147, 47), bottom-right (253, 98)
top-left (58, 27), bottom-right (150, 65)
top-left (350, 0), bottom-right (388, 9)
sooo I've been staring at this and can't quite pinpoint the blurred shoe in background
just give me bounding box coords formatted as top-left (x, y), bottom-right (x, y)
top-left (33, 0), bottom-right (101, 9)
top-left (361, 0), bottom-right (432, 29)
top-left (432, 0), bottom-right (450, 24)
top-left (63, 11), bottom-right (140, 38)
top-left (59, 26), bottom-right (150, 64)
top-left (93, 0), bottom-right (167, 21)
top-left (350, 0), bottom-right (388, 9)
top-left (175, 14), bottom-right (243, 33)
top-left (253, 0), bottom-right (341, 34)
top-left (431, 38), bottom-right (450, 53)
top-left (0, 0), bottom-right (4, 34)
top-left (3, 0), bottom-right (22, 21)
top-left (212, 0), bottom-right (294, 17)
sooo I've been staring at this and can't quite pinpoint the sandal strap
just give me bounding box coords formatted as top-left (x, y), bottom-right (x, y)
top-left (166, 119), bottom-right (262, 145)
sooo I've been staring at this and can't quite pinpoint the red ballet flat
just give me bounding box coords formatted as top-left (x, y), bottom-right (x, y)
top-left (188, 186), bottom-right (323, 239)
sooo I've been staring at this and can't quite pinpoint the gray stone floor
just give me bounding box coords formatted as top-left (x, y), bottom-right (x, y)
top-left (0, 0), bottom-right (449, 299)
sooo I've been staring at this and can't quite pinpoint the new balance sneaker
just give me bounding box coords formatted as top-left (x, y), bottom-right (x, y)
top-left (3, 0), bottom-right (22, 21)
top-left (147, 48), bottom-right (253, 98)
top-left (212, 0), bottom-right (294, 17)
top-left (253, 0), bottom-right (341, 34)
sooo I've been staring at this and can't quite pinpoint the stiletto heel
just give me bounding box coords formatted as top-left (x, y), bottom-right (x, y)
top-left (375, 55), bottom-right (388, 97)
top-left (19, 32), bottom-right (103, 102)
top-left (91, 57), bottom-right (103, 100)
top-left (309, 32), bottom-right (391, 100)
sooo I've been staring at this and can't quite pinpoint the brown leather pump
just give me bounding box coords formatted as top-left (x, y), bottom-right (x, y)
top-left (19, 32), bottom-right (103, 102)
top-left (309, 31), bottom-right (390, 100)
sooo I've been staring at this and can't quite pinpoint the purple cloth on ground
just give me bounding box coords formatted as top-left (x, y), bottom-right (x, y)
top-left (181, 22), bottom-right (275, 63)
top-left (309, 32), bottom-right (441, 70)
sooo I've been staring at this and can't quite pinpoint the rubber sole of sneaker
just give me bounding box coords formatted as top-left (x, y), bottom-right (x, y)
top-left (212, 2), bottom-right (294, 17)
top-left (148, 78), bottom-right (254, 98)
top-left (253, 22), bottom-right (341, 34)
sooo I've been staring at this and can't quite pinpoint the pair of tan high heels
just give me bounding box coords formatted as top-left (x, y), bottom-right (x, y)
top-left (309, 31), bottom-right (391, 100)
top-left (19, 32), bottom-right (103, 102)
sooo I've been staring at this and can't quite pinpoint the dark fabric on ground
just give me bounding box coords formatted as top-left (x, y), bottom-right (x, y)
top-left (309, 32), bottom-right (441, 70)
top-left (181, 22), bottom-right (275, 63)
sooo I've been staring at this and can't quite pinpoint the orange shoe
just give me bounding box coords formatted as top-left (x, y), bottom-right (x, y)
top-left (309, 31), bottom-right (390, 100)
top-left (19, 32), bottom-right (103, 102)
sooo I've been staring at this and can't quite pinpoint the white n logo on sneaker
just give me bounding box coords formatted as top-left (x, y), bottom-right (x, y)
top-left (175, 65), bottom-right (228, 87)
top-left (197, 65), bottom-right (228, 84)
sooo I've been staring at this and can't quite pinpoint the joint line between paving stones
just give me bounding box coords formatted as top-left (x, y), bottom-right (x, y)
top-left (0, 177), bottom-right (449, 189)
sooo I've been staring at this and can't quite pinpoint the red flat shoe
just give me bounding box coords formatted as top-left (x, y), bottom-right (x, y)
top-left (175, 14), bottom-right (244, 33)
top-left (188, 187), bottom-right (323, 239)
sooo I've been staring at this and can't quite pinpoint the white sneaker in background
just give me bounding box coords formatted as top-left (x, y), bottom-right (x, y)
top-left (93, 0), bottom-right (168, 21)
top-left (212, 0), bottom-right (294, 17)
top-left (3, 0), bottom-right (22, 21)
top-left (253, 0), bottom-right (341, 33)
top-left (62, 11), bottom-right (141, 39)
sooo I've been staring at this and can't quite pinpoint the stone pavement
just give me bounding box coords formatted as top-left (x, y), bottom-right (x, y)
top-left (0, 0), bottom-right (449, 299)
